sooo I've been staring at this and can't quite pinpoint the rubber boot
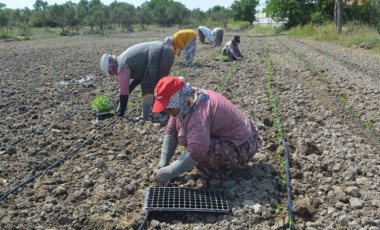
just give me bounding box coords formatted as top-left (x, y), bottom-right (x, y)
top-left (141, 94), bottom-right (153, 120)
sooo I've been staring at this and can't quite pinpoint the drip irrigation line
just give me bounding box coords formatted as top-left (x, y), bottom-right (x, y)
top-left (333, 98), bottom-right (380, 144)
top-left (138, 212), bottom-right (152, 230)
top-left (277, 37), bottom-right (380, 145)
top-left (0, 119), bottom-right (114, 202)
top-left (0, 108), bottom-right (135, 202)
top-left (4, 105), bottom-right (88, 150)
top-left (273, 101), bottom-right (296, 230)
top-left (281, 127), bottom-right (296, 230)
top-left (264, 45), bottom-right (296, 228)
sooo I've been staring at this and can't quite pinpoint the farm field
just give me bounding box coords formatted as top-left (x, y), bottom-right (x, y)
top-left (0, 28), bottom-right (379, 229)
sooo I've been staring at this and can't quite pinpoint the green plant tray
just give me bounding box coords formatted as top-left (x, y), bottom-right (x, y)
top-left (214, 55), bottom-right (231, 62)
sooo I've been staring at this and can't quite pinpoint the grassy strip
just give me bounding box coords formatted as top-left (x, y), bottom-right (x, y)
top-left (278, 38), bottom-right (379, 139)
top-left (287, 23), bottom-right (380, 53)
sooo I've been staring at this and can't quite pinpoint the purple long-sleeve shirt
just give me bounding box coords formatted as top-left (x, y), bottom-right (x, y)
top-left (164, 90), bottom-right (253, 162)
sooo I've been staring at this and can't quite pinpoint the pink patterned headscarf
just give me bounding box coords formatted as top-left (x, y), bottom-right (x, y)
top-left (165, 77), bottom-right (209, 118)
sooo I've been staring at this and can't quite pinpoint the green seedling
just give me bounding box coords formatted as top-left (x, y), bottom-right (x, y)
top-left (275, 202), bottom-right (283, 214)
top-left (91, 95), bottom-right (112, 112)
top-left (214, 55), bottom-right (230, 62)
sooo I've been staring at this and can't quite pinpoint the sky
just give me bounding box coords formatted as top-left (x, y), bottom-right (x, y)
top-left (1, 0), bottom-right (265, 11)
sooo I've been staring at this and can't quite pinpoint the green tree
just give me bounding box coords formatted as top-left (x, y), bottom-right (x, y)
top-left (165, 2), bottom-right (190, 27)
top-left (231, 0), bottom-right (259, 23)
top-left (77, 0), bottom-right (89, 29)
top-left (109, 2), bottom-right (136, 31)
top-left (0, 4), bottom-right (9, 30)
top-left (48, 4), bottom-right (67, 33)
top-left (190, 8), bottom-right (207, 25)
top-left (265, 0), bottom-right (319, 28)
top-left (14, 8), bottom-right (33, 36)
top-left (87, 0), bottom-right (108, 32)
top-left (344, 0), bottom-right (380, 26)
top-left (33, 0), bottom-right (49, 30)
top-left (63, 1), bottom-right (79, 34)
top-left (136, 5), bottom-right (152, 30)
top-left (209, 6), bottom-right (232, 29)
top-left (142, 0), bottom-right (174, 26)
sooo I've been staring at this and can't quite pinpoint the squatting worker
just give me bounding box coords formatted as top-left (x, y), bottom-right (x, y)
top-left (211, 27), bottom-right (224, 47)
top-left (165, 29), bottom-right (196, 67)
top-left (153, 76), bottom-right (261, 184)
top-left (100, 41), bottom-right (174, 119)
top-left (222, 35), bottom-right (243, 61)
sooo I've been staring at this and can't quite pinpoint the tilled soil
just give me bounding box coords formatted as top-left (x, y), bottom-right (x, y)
top-left (0, 29), bottom-right (379, 230)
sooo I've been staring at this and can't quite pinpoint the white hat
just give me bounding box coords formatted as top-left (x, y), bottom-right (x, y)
top-left (100, 54), bottom-right (111, 75)
top-left (165, 37), bottom-right (173, 46)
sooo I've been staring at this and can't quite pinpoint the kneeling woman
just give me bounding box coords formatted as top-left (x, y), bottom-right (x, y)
top-left (153, 76), bottom-right (261, 184)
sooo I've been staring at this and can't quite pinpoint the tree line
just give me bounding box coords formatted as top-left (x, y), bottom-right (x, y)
top-left (0, 0), bottom-right (260, 36)
top-left (0, 0), bottom-right (379, 37)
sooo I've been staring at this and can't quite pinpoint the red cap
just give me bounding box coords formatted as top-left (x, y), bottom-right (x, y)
top-left (152, 76), bottom-right (185, 113)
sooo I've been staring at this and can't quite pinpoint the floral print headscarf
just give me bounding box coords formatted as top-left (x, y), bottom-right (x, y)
top-left (166, 80), bottom-right (209, 118)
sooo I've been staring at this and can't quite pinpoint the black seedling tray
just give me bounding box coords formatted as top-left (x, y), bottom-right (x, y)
top-left (95, 99), bottom-right (119, 120)
top-left (95, 111), bottom-right (114, 119)
top-left (144, 187), bottom-right (229, 213)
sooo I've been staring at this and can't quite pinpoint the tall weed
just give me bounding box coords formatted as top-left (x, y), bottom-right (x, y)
top-left (288, 23), bottom-right (380, 51)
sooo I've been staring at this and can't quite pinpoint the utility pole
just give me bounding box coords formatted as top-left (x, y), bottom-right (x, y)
top-left (334, 0), bottom-right (343, 33)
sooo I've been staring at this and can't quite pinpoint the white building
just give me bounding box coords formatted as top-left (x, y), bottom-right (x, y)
top-left (254, 12), bottom-right (285, 26)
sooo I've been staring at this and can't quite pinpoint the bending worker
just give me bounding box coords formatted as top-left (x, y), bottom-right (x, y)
top-left (198, 26), bottom-right (213, 44)
top-left (165, 29), bottom-right (196, 67)
top-left (100, 41), bottom-right (174, 119)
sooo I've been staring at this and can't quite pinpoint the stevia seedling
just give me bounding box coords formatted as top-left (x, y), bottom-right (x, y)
top-left (275, 202), bottom-right (283, 215)
top-left (278, 37), bottom-right (380, 140)
top-left (214, 55), bottom-right (230, 62)
top-left (91, 95), bottom-right (112, 112)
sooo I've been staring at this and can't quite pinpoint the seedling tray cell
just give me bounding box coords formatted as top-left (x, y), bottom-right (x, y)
top-left (144, 187), bottom-right (229, 213)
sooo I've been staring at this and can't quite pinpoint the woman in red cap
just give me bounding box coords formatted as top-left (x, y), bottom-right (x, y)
top-left (153, 76), bottom-right (261, 184)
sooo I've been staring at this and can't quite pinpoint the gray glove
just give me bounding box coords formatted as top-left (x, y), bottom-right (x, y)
top-left (159, 135), bottom-right (178, 168)
top-left (156, 151), bottom-right (198, 185)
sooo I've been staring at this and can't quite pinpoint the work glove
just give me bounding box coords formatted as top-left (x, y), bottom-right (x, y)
top-left (156, 151), bottom-right (198, 185)
top-left (158, 135), bottom-right (178, 168)
top-left (116, 95), bottom-right (129, 117)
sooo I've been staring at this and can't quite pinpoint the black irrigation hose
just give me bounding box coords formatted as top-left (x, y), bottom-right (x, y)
top-left (273, 102), bottom-right (296, 230)
top-left (278, 37), bottom-right (380, 145)
top-left (0, 108), bottom-right (135, 202)
top-left (264, 45), bottom-right (296, 229)
top-left (138, 212), bottom-right (152, 230)
top-left (3, 106), bottom-right (88, 152)
top-left (281, 129), bottom-right (296, 230)
top-left (334, 98), bottom-right (380, 144)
